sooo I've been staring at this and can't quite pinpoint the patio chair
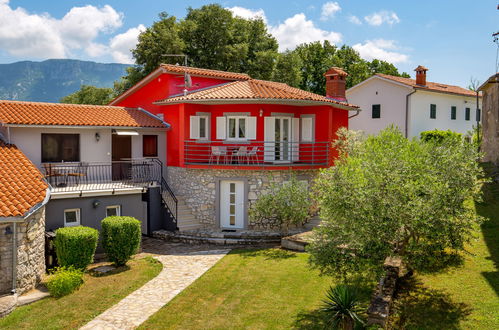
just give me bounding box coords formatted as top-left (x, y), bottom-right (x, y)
top-left (67, 162), bottom-right (88, 186)
top-left (209, 146), bottom-right (227, 164)
top-left (247, 146), bottom-right (259, 164)
top-left (233, 146), bottom-right (248, 164)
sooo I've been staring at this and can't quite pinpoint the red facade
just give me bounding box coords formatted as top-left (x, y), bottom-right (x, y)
top-left (112, 66), bottom-right (352, 170)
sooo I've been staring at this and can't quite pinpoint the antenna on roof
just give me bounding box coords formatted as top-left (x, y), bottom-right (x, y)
top-left (161, 54), bottom-right (191, 95)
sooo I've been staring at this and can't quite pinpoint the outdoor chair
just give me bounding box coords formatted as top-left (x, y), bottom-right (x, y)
top-left (232, 146), bottom-right (248, 164)
top-left (247, 146), bottom-right (259, 164)
top-left (209, 146), bottom-right (228, 164)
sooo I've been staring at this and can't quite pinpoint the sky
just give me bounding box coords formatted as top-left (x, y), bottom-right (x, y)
top-left (0, 0), bottom-right (497, 88)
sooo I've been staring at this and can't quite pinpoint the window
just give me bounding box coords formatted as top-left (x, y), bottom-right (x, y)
top-left (430, 104), bottom-right (437, 119)
top-left (190, 115), bottom-right (209, 140)
top-left (372, 104), bottom-right (381, 119)
top-left (228, 116), bottom-right (247, 140)
top-left (465, 107), bottom-right (470, 121)
top-left (42, 134), bottom-right (79, 162)
top-left (451, 106), bottom-right (457, 120)
top-left (143, 135), bottom-right (158, 157)
top-left (106, 205), bottom-right (121, 217)
top-left (476, 108), bottom-right (481, 122)
top-left (64, 209), bottom-right (80, 227)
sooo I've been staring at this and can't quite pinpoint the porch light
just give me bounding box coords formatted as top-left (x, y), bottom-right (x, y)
top-left (112, 129), bottom-right (139, 136)
top-left (92, 200), bottom-right (101, 208)
top-left (259, 109), bottom-right (264, 117)
top-left (4, 226), bottom-right (12, 235)
top-left (95, 132), bottom-right (101, 142)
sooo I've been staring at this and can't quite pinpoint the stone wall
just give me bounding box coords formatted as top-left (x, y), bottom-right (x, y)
top-left (0, 207), bottom-right (46, 295)
top-left (166, 167), bottom-right (319, 230)
top-left (482, 82), bottom-right (499, 164)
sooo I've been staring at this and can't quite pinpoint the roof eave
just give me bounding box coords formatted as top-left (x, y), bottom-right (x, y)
top-left (4, 124), bottom-right (167, 129)
top-left (413, 86), bottom-right (480, 98)
top-left (153, 98), bottom-right (359, 110)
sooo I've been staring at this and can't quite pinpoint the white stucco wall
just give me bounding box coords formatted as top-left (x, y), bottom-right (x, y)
top-left (9, 127), bottom-right (167, 169)
top-left (408, 91), bottom-right (479, 138)
top-left (347, 78), bottom-right (413, 135)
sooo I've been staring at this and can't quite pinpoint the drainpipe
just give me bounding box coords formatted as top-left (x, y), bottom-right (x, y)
top-left (348, 110), bottom-right (360, 119)
top-left (405, 90), bottom-right (417, 138)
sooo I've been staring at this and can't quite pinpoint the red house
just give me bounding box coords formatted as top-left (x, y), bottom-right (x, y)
top-left (111, 64), bottom-right (358, 231)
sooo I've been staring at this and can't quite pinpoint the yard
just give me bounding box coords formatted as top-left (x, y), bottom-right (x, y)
top-left (0, 257), bottom-right (162, 330)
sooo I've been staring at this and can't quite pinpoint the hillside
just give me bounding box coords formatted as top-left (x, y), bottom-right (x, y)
top-left (0, 59), bottom-right (130, 102)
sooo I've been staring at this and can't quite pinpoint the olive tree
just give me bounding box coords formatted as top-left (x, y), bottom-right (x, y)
top-left (308, 127), bottom-right (485, 279)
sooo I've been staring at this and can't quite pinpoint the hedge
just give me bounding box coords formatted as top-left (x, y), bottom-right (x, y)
top-left (54, 226), bottom-right (99, 270)
top-left (420, 129), bottom-right (462, 143)
top-left (101, 216), bottom-right (142, 266)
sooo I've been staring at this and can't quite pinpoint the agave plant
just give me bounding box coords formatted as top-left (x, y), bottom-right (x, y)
top-left (321, 284), bottom-right (365, 330)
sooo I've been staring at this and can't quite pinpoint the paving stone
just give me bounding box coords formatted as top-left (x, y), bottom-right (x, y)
top-left (91, 265), bottom-right (116, 274)
top-left (80, 242), bottom-right (229, 330)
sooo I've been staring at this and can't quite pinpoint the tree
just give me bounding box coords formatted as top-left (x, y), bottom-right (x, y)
top-left (308, 127), bottom-right (484, 279)
top-left (60, 85), bottom-right (114, 105)
top-left (272, 51), bottom-right (303, 87)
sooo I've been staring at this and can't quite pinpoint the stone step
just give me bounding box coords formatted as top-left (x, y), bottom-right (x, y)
top-left (177, 224), bottom-right (205, 231)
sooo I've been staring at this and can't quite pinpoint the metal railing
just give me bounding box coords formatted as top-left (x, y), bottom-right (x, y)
top-left (184, 140), bottom-right (331, 166)
top-left (161, 177), bottom-right (178, 228)
top-left (42, 159), bottom-right (163, 193)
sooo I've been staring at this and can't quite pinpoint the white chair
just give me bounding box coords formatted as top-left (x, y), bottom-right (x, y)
top-left (209, 146), bottom-right (227, 164)
top-left (233, 146), bottom-right (248, 164)
top-left (247, 146), bottom-right (259, 164)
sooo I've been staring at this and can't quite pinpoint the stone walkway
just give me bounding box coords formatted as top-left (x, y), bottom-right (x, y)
top-left (80, 245), bottom-right (229, 330)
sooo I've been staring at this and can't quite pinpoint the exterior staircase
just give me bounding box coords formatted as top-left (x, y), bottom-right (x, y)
top-left (176, 196), bottom-right (205, 231)
top-left (303, 215), bottom-right (322, 231)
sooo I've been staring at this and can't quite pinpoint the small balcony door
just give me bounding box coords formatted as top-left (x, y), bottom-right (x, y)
top-left (219, 180), bottom-right (245, 229)
top-left (112, 135), bottom-right (132, 180)
top-left (264, 116), bottom-right (299, 163)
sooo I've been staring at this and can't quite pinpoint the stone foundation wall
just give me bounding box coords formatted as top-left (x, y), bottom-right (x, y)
top-left (0, 207), bottom-right (46, 295)
top-left (166, 167), bottom-right (319, 230)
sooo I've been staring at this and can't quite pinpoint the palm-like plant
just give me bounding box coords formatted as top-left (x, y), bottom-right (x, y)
top-left (321, 285), bottom-right (365, 330)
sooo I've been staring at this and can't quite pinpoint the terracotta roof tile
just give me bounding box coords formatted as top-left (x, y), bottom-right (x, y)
top-left (0, 100), bottom-right (166, 128)
top-left (375, 74), bottom-right (477, 97)
top-left (161, 64), bottom-right (250, 81)
top-left (155, 79), bottom-right (359, 109)
top-left (0, 141), bottom-right (47, 218)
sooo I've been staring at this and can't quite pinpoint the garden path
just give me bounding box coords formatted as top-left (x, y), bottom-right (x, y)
top-left (80, 239), bottom-right (229, 330)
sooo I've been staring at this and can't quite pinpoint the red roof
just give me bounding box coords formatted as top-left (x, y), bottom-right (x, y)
top-left (160, 64), bottom-right (250, 81)
top-left (154, 79), bottom-right (359, 109)
top-left (375, 74), bottom-right (477, 97)
top-left (0, 141), bottom-right (47, 218)
top-left (0, 100), bottom-right (166, 127)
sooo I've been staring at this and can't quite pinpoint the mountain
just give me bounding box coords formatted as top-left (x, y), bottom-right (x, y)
top-left (0, 59), bottom-right (131, 102)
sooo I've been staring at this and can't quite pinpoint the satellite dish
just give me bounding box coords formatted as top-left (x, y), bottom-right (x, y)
top-left (184, 73), bottom-right (192, 88)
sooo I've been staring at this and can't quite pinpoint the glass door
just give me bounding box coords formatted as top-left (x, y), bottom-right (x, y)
top-left (274, 117), bottom-right (290, 162)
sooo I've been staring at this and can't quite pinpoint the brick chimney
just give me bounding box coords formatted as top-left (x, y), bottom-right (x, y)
top-left (414, 65), bottom-right (428, 86)
top-left (325, 67), bottom-right (348, 100)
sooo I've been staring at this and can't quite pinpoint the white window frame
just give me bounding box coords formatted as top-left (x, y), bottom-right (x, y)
top-left (226, 116), bottom-right (248, 141)
top-left (106, 205), bottom-right (121, 217)
top-left (64, 208), bottom-right (81, 227)
top-left (190, 115), bottom-right (209, 140)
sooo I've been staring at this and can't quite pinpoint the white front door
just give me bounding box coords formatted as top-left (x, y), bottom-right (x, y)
top-left (220, 180), bottom-right (245, 229)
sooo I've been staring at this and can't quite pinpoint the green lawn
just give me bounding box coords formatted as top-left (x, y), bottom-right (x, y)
top-left (390, 178), bottom-right (499, 329)
top-left (140, 249), bottom-right (372, 330)
top-left (0, 257), bottom-right (162, 330)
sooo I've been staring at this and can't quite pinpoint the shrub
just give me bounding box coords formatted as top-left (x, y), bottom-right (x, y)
top-left (54, 226), bottom-right (99, 270)
top-left (45, 267), bottom-right (84, 298)
top-left (420, 129), bottom-right (462, 143)
top-left (321, 285), bottom-right (365, 330)
top-left (249, 175), bottom-right (312, 230)
top-left (101, 216), bottom-right (142, 266)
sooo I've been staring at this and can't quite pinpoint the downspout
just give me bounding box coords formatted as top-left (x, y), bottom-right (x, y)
top-left (405, 90), bottom-right (417, 138)
top-left (348, 110), bottom-right (360, 119)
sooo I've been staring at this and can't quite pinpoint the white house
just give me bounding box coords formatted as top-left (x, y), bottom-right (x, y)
top-left (346, 66), bottom-right (481, 138)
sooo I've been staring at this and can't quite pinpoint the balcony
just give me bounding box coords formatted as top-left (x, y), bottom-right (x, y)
top-left (184, 140), bottom-right (331, 168)
top-left (42, 159), bottom-right (163, 194)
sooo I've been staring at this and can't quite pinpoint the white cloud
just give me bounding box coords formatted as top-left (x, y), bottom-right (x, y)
top-left (227, 6), bottom-right (267, 23)
top-left (109, 24), bottom-right (146, 64)
top-left (364, 11), bottom-right (400, 26)
top-left (270, 13), bottom-right (342, 51)
top-left (353, 39), bottom-right (409, 63)
top-left (348, 15), bottom-right (362, 25)
top-left (320, 2), bottom-right (341, 21)
top-left (0, 1), bottom-right (123, 59)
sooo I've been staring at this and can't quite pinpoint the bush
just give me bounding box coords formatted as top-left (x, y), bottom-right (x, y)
top-left (249, 175), bottom-right (312, 230)
top-left (321, 285), bottom-right (365, 329)
top-left (45, 267), bottom-right (84, 298)
top-left (420, 129), bottom-right (462, 143)
top-left (54, 226), bottom-right (99, 270)
top-left (101, 216), bottom-right (142, 266)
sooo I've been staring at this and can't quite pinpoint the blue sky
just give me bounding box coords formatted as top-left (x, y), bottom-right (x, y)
top-left (0, 0), bottom-right (497, 87)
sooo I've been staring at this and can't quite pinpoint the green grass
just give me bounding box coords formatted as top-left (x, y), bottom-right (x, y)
top-left (0, 257), bottom-right (162, 330)
top-left (390, 177), bottom-right (499, 329)
top-left (140, 249), bottom-right (372, 330)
